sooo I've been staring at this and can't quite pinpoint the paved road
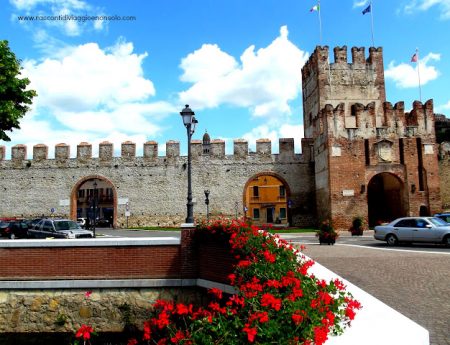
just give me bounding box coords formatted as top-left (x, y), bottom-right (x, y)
top-left (293, 240), bottom-right (450, 345)
top-left (98, 228), bottom-right (450, 344)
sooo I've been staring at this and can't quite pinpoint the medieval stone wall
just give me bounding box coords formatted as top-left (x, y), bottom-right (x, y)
top-left (0, 138), bottom-right (316, 227)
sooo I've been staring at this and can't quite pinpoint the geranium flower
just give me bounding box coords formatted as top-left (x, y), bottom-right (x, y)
top-left (75, 324), bottom-right (93, 340)
top-left (243, 325), bottom-right (257, 343)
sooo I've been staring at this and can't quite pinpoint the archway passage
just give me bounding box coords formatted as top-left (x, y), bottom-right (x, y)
top-left (244, 173), bottom-right (289, 226)
top-left (74, 178), bottom-right (116, 228)
top-left (368, 173), bottom-right (405, 227)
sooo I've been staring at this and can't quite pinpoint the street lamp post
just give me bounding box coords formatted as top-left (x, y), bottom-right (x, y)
top-left (93, 180), bottom-right (97, 237)
top-left (204, 190), bottom-right (210, 221)
top-left (180, 105), bottom-right (198, 225)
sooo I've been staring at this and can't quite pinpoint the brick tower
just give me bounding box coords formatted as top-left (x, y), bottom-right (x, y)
top-left (301, 46), bottom-right (441, 229)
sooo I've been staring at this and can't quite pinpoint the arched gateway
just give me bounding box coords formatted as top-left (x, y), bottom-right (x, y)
top-left (243, 173), bottom-right (291, 226)
top-left (70, 175), bottom-right (117, 228)
top-left (367, 173), bottom-right (406, 227)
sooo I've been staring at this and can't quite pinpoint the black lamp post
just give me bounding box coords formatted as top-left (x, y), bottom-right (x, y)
top-left (180, 105), bottom-right (198, 225)
top-left (204, 190), bottom-right (210, 221)
top-left (93, 180), bottom-right (97, 237)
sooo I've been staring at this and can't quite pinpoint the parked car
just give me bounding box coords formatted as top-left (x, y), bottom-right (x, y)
top-left (28, 219), bottom-right (94, 239)
top-left (374, 216), bottom-right (450, 246)
top-left (434, 213), bottom-right (450, 223)
top-left (0, 221), bottom-right (29, 239)
top-left (24, 218), bottom-right (43, 229)
top-left (95, 218), bottom-right (111, 228)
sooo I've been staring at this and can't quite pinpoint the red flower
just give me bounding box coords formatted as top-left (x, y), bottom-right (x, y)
top-left (75, 324), bottom-right (93, 340)
top-left (208, 287), bottom-right (223, 300)
top-left (84, 291), bottom-right (92, 299)
top-left (261, 293), bottom-right (282, 311)
top-left (262, 250), bottom-right (276, 263)
top-left (143, 321), bottom-right (151, 340)
top-left (171, 330), bottom-right (186, 344)
top-left (127, 339), bottom-right (138, 345)
top-left (313, 326), bottom-right (329, 345)
top-left (243, 325), bottom-right (257, 343)
top-left (175, 303), bottom-right (191, 315)
top-left (292, 310), bottom-right (306, 325)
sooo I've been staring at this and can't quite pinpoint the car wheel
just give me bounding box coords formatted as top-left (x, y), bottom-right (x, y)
top-left (386, 234), bottom-right (398, 246)
top-left (443, 235), bottom-right (450, 248)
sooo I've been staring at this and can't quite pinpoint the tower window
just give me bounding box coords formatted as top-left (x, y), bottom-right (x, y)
top-left (399, 138), bottom-right (404, 164)
top-left (365, 139), bottom-right (370, 165)
top-left (253, 186), bottom-right (259, 197)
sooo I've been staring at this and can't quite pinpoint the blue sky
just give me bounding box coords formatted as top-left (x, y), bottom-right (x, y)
top-left (1, 0), bottom-right (449, 158)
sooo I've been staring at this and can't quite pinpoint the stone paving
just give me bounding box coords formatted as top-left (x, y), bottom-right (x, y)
top-left (301, 242), bottom-right (450, 345)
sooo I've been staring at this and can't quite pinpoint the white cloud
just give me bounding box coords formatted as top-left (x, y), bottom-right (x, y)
top-left (404, 0), bottom-right (450, 19)
top-left (384, 52), bottom-right (440, 88)
top-left (436, 100), bottom-right (450, 112)
top-left (353, 0), bottom-right (369, 8)
top-left (178, 26), bottom-right (309, 118)
top-left (11, 39), bottom-right (177, 155)
top-left (23, 40), bottom-right (155, 112)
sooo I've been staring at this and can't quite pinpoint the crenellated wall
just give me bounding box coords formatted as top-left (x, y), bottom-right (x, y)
top-left (0, 138), bottom-right (316, 228)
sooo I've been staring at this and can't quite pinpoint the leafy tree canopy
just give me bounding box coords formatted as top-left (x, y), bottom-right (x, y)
top-left (0, 40), bottom-right (37, 141)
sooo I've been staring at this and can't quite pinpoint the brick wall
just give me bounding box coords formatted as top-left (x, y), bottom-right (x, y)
top-left (0, 245), bottom-right (181, 280)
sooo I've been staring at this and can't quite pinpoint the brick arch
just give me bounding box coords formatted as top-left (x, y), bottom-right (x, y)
top-left (242, 172), bottom-right (292, 224)
top-left (70, 175), bottom-right (118, 228)
top-left (367, 172), bottom-right (406, 227)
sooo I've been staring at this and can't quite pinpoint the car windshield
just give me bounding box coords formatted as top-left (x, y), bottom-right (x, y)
top-left (428, 217), bottom-right (449, 226)
top-left (54, 221), bottom-right (81, 230)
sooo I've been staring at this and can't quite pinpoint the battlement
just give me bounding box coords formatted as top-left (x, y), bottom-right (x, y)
top-left (0, 138), bottom-right (301, 163)
top-left (316, 99), bottom-right (436, 140)
top-left (301, 45), bottom-right (384, 80)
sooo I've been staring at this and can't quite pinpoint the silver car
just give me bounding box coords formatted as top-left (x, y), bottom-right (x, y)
top-left (374, 217), bottom-right (450, 246)
top-left (28, 219), bottom-right (94, 239)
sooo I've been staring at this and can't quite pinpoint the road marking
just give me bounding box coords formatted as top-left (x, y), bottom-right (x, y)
top-left (334, 243), bottom-right (450, 255)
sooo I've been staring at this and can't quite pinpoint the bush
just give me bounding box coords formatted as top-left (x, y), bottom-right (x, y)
top-left (130, 218), bottom-right (360, 344)
top-left (316, 219), bottom-right (339, 242)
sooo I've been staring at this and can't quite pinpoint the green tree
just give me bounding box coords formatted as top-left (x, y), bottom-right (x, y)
top-left (0, 40), bottom-right (37, 141)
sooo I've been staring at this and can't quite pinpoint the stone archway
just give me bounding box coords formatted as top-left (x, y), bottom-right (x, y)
top-left (243, 172), bottom-right (291, 226)
top-left (367, 173), bottom-right (405, 227)
top-left (70, 175), bottom-right (118, 228)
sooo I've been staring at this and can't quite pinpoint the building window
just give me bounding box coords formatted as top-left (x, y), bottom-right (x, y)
top-left (253, 208), bottom-right (260, 219)
top-left (253, 186), bottom-right (259, 197)
top-left (78, 189), bottom-right (85, 198)
top-left (399, 138), bottom-right (405, 164)
top-left (279, 185), bottom-right (286, 198)
top-left (279, 208), bottom-right (287, 219)
top-left (365, 139), bottom-right (370, 165)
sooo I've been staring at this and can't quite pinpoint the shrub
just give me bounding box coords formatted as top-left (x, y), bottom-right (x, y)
top-left (348, 217), bottom-right (364, 236)
top-left (133, 218), bottom-right (361, 344)
top-left (316, 219), bottom-right (339, 242)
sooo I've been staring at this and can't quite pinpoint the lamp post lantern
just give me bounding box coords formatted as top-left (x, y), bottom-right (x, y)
top-left (92, 180), bottom-right (97, 237)
top-left (204, 190), bottom-right (210, 221)
top-left (180, 105), bottom-right (198, 225)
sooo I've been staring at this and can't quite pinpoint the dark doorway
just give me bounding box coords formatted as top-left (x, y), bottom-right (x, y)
top-left (368, 173), bottom-right (405, 227)
top-left (419, 205), bottom-right (429, 216)
top-left (266, 207), bottom-right (274, 223)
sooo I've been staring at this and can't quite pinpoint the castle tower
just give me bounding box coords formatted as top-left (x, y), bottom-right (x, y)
top-left (302, 46), bottom-right (441, 228)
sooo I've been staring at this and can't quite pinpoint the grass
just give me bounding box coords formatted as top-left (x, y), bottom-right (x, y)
top-left (127, 226), bottom-right (317, 233)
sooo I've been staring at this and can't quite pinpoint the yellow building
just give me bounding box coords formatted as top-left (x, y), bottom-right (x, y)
top-left (244, 174), bottom-right (289, 225)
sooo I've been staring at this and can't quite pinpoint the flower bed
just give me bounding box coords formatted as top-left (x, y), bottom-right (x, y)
top-left (76, 218), bottom-right (361, 344)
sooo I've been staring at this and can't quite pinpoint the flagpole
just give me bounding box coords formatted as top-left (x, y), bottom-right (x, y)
top-left (318, 0), bottom-right (322, 45)
top-left (370, 1), bottom-right (375, 47)
top-left (416, 48), bottom-right (422, 102)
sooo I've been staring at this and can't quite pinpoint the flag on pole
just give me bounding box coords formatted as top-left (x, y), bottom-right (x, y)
top-left (411, 52), bottom-right (418, 62)
top-left (362, 4), bottom-right (371, 15)
top-left (310, 4), bottom-right (319, 12)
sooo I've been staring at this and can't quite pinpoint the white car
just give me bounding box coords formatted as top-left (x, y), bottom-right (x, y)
top-left (374, 217), bottom-right (450, 246)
